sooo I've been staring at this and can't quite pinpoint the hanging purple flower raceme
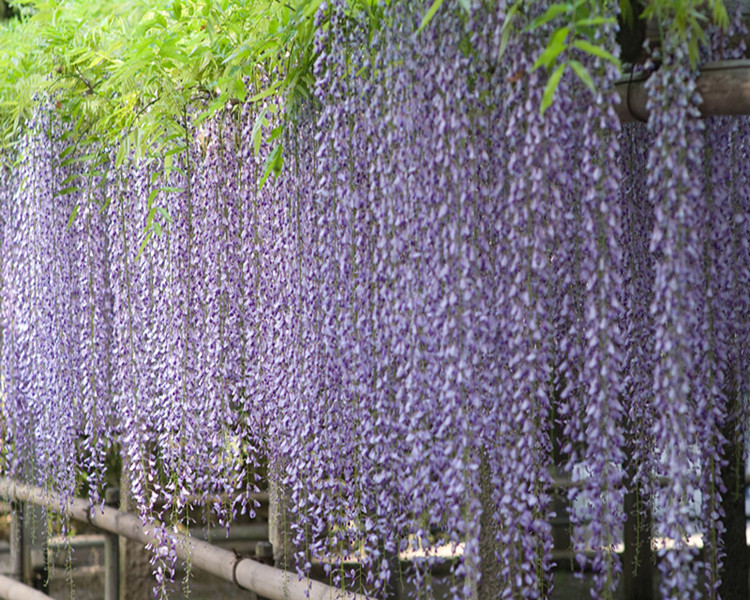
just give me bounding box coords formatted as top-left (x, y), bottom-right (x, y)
top-left (196, 113), bottom-right (251, 522)
top-left (313, 1), bottom-right (422, 588)
top-left (0, 148), bottom-right (19, 475)
top-left (235, 97), bottom-right (271, 501)
top-left (646, 36), bottom-right (709, 600)
top-left (0, 107), bottom-right (77, 505)
top-left (478, 6), bottom-right (559, 597)
top-left (106, 156), bottom-right (154, 522)
top-left (0, 146), bottom-right (23, 479)
top-left (68, 170), bottom-right (114, 510)
top-left (618, 117), bottom-right (659, 600)
top-left (728, 114), bottom-right (750, 443)
top-left (701, 33), bottom-right (750, 600)
top-left (235, 91), bottom-right (320, 576)
top-left (619, 119), bottom-right (655, 498)
top-left (274, 2), bottom-right (515, 596)
top-left (296, 0), bottom-right (362, 576)
top-left (697, 113), bottom-right (738, 600)
top-left (564, 15), bottom-right (627, 597)
top-left (0, 104), bottom-right (117, 537)
top-left (693, 22), bottom-right (750, 592)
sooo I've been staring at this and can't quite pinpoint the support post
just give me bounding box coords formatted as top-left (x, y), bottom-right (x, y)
top-left (268, 471), bottom-right (294, 570)
top-left (104, 488), bottom-right (120, 600)
top-left (383, 544), bottom-right (405, 600)
top-left (718, 384), bottom-right (749, 600)
top-left (254, 542), bottom-right (274, 600)
top-left (9, 500), bottom-right (47, 592)
top-left (476, 451), bottom-right (500, 600)
top-left (118, 475), bottom-right (154, 600)
top-left (622, 481), bottom-right (653, 600)
top-left (622, 428), bottom-right (654, 600)
top-left (8, 501), bottom-right (22, 582)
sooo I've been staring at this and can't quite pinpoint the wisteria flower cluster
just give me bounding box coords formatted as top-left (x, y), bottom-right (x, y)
top-left (0, 2), bottom-right (749, 599)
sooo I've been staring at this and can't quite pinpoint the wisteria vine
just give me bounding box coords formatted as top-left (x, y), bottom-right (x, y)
top-left (0, 2), bottom-right (749, 599)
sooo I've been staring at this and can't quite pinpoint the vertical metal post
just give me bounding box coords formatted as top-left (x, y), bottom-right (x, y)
top-left (104, 488), bottom-right (121, 600)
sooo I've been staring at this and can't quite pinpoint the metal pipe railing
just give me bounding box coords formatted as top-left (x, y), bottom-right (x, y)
top-left (0, 478), bottom-right (366, 600)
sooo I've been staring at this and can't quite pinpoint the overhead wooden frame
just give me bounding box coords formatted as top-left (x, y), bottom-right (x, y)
top-left (615, 59), bottom-right (750, 122)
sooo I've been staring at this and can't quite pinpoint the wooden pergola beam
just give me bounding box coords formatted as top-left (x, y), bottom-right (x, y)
top-left (615, 60), bottom-right (750, 122)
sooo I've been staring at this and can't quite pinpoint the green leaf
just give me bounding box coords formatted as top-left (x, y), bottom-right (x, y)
top-left (145, 206), bottom-right (156, 230)
top-left (59, 144), bottom-right (77, 160)
top-left (304, 0), bottom-right (324, 17)
top-left (66, 204), bottom-right (80, 231)
top-left (136, 230), bottom-right (153, 260)
top-left (499, 0), bottom-right (524, 60)
top-left (572, 39), bottom-right (620, 66)
top-left (270, 143), bottom-right (284, 175)
top-left (541, 62), bottom-right (567, 115)
top-left (55, 185), bottom-right (82, 197)
top-left (713, 2), bottom-right (729, 29)
top-left (258, 143), bottom-right (284, 190)
top-left (252, 108), bottom-right (267, 158)
top-left (568, 59), bottom-right (595, 94)
top-left (163, 145), bottom-right (187, 158)
top-left (159, 186), bottom-right (183, 194)
top-left (61, 173), bottom-right (79, 187)
top-left (619, 0), bottom-right (634, 27)
top-left (247, 82), bottom-right (282, 103)
top-left (574, 17), bottom-right (615, 27)
top-left (416, 0), bottom-right (445, 35)
top-left (233, 78), bottom-right (247, 102)
top-left (268, 124), bottom-right (283, 142)
top-left (532, 27), bottom-right (570, 72)
top-left (147, 188), bottom-right (160, 209)
top-left (525, 4), bottom-right (570, 32)
top-left (157, 207), bottom-right (172, 223)
top-left (99, 197), bottom-right (112, 215)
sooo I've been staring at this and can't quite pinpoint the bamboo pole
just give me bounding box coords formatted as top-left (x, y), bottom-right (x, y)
top-left (615, 60), bottom-right (750, 123)
top-left (0, 478), bottom-right (366, 600)
top-left (0, 574), bottom-right (50, 600)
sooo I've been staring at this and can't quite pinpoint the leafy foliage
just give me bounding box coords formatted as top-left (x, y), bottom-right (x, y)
top-left (517, 0), bottom-right (730, 113)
